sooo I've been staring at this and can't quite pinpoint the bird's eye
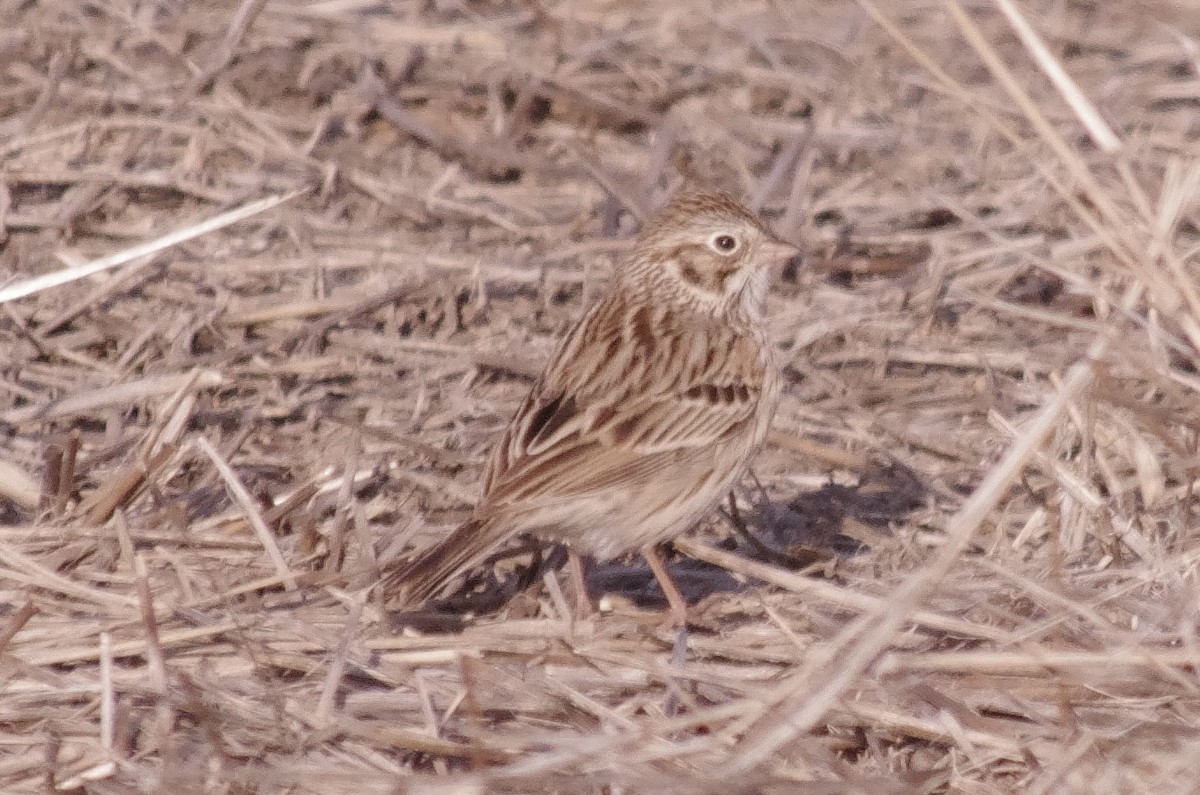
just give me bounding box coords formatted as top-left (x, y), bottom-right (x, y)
top-left (710, 233), bottom-right (739, 254)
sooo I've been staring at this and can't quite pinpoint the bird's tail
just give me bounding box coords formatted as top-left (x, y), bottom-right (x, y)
top-left (380, 517), bottom-right (500, 607)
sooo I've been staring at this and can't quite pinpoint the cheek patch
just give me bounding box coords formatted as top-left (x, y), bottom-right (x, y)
top-left (675, 249), bottom-right (740, 295)
top-left (716, 264), bottom-right (739, 286)
top-left (680, 263), bottom-right (703, 286)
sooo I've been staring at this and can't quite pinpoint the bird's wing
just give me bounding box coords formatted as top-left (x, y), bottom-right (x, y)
top-left (481, 294), bottom-right (767, 508)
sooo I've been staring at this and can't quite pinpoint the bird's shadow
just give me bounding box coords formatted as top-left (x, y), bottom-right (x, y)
top-left (588, 461), bottom-right (928, 610)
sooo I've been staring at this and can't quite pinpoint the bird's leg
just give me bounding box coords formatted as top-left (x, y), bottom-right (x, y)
top-left (726, 491), bottom-right (747, 534)
top-left (567, 549), bottom-right (594, 620)
top-left (641, 544), bottom-right (689, 627)
top-left (647, 545), bottom-right (691, 715)
top-left (663, 620), bottom-right (690, 716)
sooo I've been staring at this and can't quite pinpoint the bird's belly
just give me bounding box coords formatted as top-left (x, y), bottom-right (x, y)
top-left (529, 460), bottom-right (747, 560)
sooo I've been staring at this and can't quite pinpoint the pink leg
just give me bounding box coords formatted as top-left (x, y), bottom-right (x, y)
top-left (641, 544), bottom-right (688, 627)
top-left (567, 550), bottom-right (594, 620)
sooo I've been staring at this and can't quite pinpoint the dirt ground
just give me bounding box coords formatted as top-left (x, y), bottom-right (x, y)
top-left (3, 0), bottom-right (1200, 792)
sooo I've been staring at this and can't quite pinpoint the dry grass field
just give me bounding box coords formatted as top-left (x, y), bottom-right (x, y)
top-left (3, 0), bottom-right (1200, 792)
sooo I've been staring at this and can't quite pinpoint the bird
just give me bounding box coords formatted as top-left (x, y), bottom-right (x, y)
top-left (381, 188), bottom-right (798, 624)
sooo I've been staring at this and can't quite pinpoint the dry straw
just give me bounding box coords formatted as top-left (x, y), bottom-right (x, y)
top-left (2, 0), bottom-right (1200, 793)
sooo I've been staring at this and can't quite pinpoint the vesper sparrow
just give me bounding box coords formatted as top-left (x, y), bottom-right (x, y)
top-left (383, 189), bottom-right (798, 623)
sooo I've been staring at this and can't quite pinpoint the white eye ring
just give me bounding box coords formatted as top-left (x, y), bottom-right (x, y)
top-left (709, 232), bottom-right (740, 255)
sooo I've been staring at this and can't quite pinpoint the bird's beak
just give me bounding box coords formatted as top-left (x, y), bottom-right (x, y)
top-left (761, 237), bottom-right (801, 264)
